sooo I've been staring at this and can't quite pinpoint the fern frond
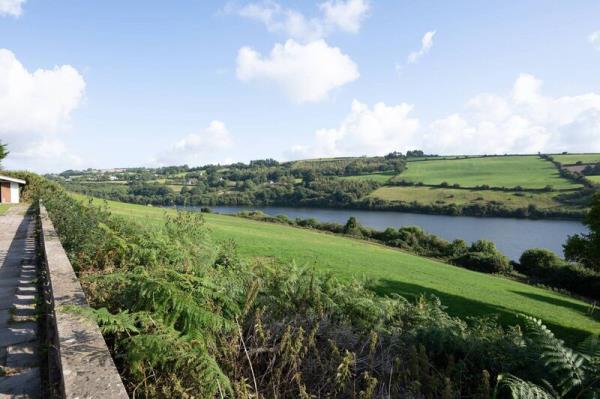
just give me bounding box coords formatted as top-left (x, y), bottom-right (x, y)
top-left (520, 315), bottom-right (586, 396)
top-left (495, 374), bottom-right (556, 399)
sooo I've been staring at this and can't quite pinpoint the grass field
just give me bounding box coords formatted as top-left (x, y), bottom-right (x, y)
top-left (588, 175), bottom-right (600, 184)
top-left (0, 204), bottom-right (10, 215)
top-left (369, 186), bottom-right (577, 210)
top-left (338, 171), bottom-right (396, 183)
top-left (70, 193), bottom-right (600, 343)
top-left (553, 154), bottom-right (600, 164)
top-left (399, 156), bottom-right (579, 190)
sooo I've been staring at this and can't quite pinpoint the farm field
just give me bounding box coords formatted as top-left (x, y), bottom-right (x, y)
top-left (399, 156), bottom-right (580, 189)
top-left (70, 193), bottom-right (600, 343)
top-left (588, 175), bottom-right (600, 184)
top-left (370, 186), bottom-right (575, 210)
top-left (338, 171), bottom-right (396, 183)
top-left (0, 204), bottom-right (10, 215)
top-left (553, 154), bottom-right (600, 164)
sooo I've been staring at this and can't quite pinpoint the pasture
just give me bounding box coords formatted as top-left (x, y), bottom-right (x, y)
top-left (70, 193), bottom-right (600, 343)
top-left (338, 171), bottom-right (396, 183)
top-left (398, 156), bottom-right (579, 189)
top-left (370, 186), bottom-right (574, 210)
top-left (553, 153), bottom-right (600, 164)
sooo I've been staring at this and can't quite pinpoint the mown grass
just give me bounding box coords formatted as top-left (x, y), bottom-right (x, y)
top-left (399, 156), bottom-right (579, 190)
top-left (0, 204), bottom-right (10, 215)
top-left (338, 171), bottom-right (396, 183)
top-left (369, 186), bottom-right (582, 211)
top-left (70, 193), bottom-right (600, 342)
top-left (553, 153), bottom-right (600, 164)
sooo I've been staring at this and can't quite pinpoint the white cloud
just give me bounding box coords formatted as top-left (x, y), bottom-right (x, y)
top-left (0, 0), bottom-right (25, 17)
top-left (292, 73), bottom-right (600, 158)
top-left (0, 49), bottom-right (86, 172)
top-left (228, 0), bottom-right (369, 41)
top-left (407, 30), bottom-right (436, 63)
top-left (320, 0), bottom-right (369, 33)
top-left (236, 39), bottom-right (359, 103)
top-left (588, 31), bottom-right (600, 50)
top-left (290, 99), bottom-right (420, 158)
top-left (154, 121), bottom-right (234, 166)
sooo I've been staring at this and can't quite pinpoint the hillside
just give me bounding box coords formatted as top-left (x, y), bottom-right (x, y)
top-left (71, 193), bottom-right (600, 343)
top-left (54, 152), bottom-right (599, 220)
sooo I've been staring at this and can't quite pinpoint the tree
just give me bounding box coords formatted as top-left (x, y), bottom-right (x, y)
top-left (0, 141), bottom-right (8, 169)
top-left (564, 193), bottom-right (600, 271)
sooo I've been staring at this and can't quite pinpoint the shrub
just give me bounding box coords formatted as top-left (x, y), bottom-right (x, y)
top-left (518, 248), bottom-right (563, 276)
top-left (455, 252), bottom-right (512, 274)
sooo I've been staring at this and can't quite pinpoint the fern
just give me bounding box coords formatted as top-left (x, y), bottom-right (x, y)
top-left (495, 374), bottom-right (557, 399)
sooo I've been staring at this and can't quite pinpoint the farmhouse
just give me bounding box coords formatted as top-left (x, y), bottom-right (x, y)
top-left (0, 175), bottom-right (26, 204)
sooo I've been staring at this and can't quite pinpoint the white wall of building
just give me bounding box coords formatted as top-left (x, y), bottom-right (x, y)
top-left (10, 182), bottom-right (20, 203)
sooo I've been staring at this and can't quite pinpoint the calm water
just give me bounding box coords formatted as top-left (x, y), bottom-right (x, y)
top-left (183, 205), bottom-right (587, 260)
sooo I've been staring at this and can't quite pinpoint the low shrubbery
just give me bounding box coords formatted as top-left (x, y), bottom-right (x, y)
top-left (19, 175), bottom-right (599, 398)
top-left (517, 248), bottom-right (600, 301)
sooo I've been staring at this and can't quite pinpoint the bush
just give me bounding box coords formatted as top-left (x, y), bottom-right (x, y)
top-left (455, 252), bottom-right (512, 274)
top-left (518, 248), bottom-right (563, 276)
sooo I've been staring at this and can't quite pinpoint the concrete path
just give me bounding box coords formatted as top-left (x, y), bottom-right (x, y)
top-left (0, 205), bottom-right (41, 399)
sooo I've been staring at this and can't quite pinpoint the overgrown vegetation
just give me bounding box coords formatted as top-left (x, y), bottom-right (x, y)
top-left (13, 173), bottom-right (598, 397)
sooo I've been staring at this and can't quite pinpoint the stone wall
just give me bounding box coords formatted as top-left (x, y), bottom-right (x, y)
top-left (39, 204), bottom-right (129, 399)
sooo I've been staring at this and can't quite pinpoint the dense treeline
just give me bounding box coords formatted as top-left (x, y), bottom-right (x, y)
top-left (62, 179), bottom-right (587, 220)
top-left (6, 171), bottom-right (600, 398)
top-left (51, 152), bottom-right (597, 220)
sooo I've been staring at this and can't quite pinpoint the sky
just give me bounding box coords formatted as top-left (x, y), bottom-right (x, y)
top-left (1, 0), bottom-right (600, 173)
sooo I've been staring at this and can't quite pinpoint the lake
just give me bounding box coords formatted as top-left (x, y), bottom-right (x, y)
top-left (183, 205), bottom-right (587, 260)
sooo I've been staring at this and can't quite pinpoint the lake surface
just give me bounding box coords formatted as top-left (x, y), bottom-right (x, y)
top-left (184, 205), bottom-right (587, 260)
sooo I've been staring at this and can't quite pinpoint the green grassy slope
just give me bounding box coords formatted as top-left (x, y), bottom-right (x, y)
top-left (399, 156), bottom-right (580, 190)
top-left (553, 154), bottom-right (600, 164)
top-left (369, 186), bottom-right (580, 211)
top-left (589, 175), bottom-right (600, 184)
top-left (338, 171), bottom-right (396, 183)
top-left (70, 193), bottom-right (599, 342)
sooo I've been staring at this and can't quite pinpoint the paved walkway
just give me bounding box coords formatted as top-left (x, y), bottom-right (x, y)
top-left (0, 205), bottom-right (41, 399)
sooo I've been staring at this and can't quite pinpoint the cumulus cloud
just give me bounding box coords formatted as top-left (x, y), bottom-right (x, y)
top-left (589, 31), bottom-right (600, 50)
top-left (291, 73), bottom-right (600, 158)
top-left (236, 39), bottom-right (359, 103)
top-left (228, 0), bottom-right (369, 41)
top-left (0, 49), bottom-right (86, 172)
top-left (407, 30), bottom-right (436, 63)
top-left (0, 0), bottom-right (25, 17)
top-left (154, 121), bottom-right (234, 166)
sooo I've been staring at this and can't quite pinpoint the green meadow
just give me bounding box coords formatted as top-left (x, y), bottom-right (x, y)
top-left (398, 156), bottom-right (580, 189)
top-left (70, 193), bottom-right (600, 343)
top-left (553, 153), bottom-right (600, 164)
top-left (338, 171), bottom-right (396, 183)
top-left (370, 185), bottom-right (576, 210)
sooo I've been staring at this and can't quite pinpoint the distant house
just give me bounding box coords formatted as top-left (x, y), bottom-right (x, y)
top-left (0, 175), bottom-right (26, 204)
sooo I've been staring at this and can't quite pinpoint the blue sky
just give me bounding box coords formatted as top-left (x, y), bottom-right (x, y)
top-left (1, 0), bottom-right (600, 172)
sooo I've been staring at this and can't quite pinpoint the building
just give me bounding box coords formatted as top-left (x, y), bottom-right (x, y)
top-left (0, 175), bottom-right (26, 204)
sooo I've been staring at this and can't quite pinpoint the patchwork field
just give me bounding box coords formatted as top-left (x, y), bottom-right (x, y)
top-left (399, 156), bottom-right (580, 189)
top-left (370, 186), bottom-right (573, 210)
top-left (553, 154), bottom-right (600, 164)
top-left (588, 175), bottom-right (600, 184)
top-left (69, 193), bottom-right (600, 343)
